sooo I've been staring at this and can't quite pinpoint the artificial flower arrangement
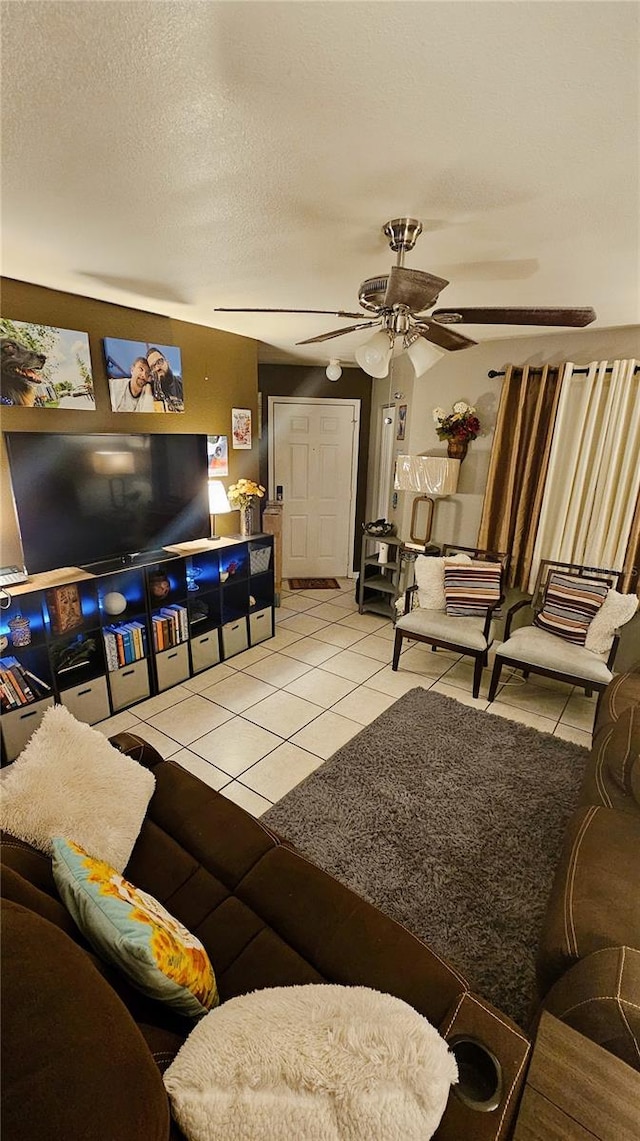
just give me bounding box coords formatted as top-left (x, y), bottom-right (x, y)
top-left (433, 401), bottom-right (481, 442)
top-left (226, 478), bottom-right (266, 509)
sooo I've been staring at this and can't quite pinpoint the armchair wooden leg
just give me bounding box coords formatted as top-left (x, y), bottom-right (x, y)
top-left (473, 655), bottom-right (484, 699)
top-left (488, 658), bottom-right (503, 702)
top-left (392, 629), bottom-right (403, 671)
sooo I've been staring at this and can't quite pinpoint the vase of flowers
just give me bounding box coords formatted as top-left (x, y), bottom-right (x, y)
top-left (227, 478), bottom-right (266, 537)
top-left (432, 401), bottom-right (480, 461)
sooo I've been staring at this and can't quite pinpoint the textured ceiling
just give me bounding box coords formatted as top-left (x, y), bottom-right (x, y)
top-left (1, 1), bottom-right (638, 364)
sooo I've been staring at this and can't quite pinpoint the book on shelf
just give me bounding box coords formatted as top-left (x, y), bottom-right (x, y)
top-left (0, 655), bottom-right (40, 709)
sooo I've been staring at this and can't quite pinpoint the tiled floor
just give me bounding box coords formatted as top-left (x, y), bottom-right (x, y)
top-left (96, 579), bottom-right (597, 817)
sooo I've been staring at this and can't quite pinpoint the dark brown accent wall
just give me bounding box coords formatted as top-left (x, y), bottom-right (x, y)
top-left (258, 364), bottom-right (372, 571)
top-left (0, 278), bottom-right (259, 566)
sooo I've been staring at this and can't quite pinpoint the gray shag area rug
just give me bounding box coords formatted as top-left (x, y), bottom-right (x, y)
top-left (263, 687), bottom-right (589, 1029)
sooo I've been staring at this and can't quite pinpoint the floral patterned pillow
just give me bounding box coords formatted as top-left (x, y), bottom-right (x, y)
top-left (52, 837), bottom-right (218, 1019)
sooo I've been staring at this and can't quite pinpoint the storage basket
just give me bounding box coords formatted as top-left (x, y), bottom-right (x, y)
top-left (250, 546), bottom-right (272, 575)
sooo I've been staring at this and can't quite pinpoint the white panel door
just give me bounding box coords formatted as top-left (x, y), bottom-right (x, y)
top-left (272, 400), bottom-right (358, 578)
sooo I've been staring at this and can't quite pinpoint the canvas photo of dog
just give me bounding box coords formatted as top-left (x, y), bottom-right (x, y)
top-left (0, 319), bottom-right (96, 409)
top-left (1, 338), bottom-right (47, 405)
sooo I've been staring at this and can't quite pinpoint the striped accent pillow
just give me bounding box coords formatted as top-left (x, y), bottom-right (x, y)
top-left (534, 573), bottom-right (609, 645)
top-left (444, 561), bottom-right (502, 616)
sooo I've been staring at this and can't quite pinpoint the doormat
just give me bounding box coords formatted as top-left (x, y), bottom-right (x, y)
top-left (288, 578), bottom-right (341, 590)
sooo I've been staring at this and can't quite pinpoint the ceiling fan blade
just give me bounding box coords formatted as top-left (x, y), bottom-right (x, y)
top-left (296, 320), bottom-right (381, 345)
top-left (214, 307), bottom-right (367, 318)
top-left (384, 266), bottom-right (449, 311)
top-left (431, 306), bottom-right (597, 327)
top-left (414, 320), bottom-right (477, 352)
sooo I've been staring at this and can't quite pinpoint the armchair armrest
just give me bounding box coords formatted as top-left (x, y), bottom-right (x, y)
top-left (403, 582), bottom-right (419, 613)
top-left (503, 598), bottom-right (534, 641)
top-left (109, 730), bottom-right (164, 771)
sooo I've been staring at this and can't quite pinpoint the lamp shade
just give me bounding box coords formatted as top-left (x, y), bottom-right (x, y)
top-left (405, 337), bottom-right (444, 378)
top-left (394, 456), bottom-right (460, 496)
top-left (355, 331), bottom-right (393, 378)
top-left (208, 480), bottom-right (231, 514)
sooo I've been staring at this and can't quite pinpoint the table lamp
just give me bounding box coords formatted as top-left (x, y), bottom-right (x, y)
top-left (394, 456), bottom-right (460, 545)
top-left (208, 480), bottom-right (231, 541)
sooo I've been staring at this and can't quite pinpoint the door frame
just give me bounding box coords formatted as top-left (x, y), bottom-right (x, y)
top-left (267, 395), bottom-right (361, 579)
top-left (372, 403), bottom-right (397, 522)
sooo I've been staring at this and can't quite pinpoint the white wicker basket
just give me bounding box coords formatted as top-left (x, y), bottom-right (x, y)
top-left (250, 546), bottom-right (272, 575)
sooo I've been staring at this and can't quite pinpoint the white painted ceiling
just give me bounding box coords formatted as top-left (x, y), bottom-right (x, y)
top-left (2, 1), bottom-right (638, 365)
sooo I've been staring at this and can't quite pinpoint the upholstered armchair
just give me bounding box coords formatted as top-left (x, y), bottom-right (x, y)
top-left (392, 545), bottom-right (509, 698)
top-left (487, 561), bottom-right (637, 703)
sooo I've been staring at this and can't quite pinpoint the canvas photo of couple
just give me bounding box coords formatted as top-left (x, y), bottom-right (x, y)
top-left (104, 337), bottom-right (184, 413)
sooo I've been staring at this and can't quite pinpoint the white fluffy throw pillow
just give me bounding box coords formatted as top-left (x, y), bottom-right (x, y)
top-left (415, 552), bottom-right (472, 610)
top-left (584, 589), bottom-right (638, 654)
top-left (0, 704), bottom-right (154, 871)
top-left (164, 984), bottom-right (458, 1141)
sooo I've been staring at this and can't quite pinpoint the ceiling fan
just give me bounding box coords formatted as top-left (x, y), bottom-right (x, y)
top-left (215, 217), bottom-right (596, 377)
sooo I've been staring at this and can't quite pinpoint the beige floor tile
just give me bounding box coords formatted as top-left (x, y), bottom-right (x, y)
top-left (303, 602), bottom-right (350, 622)
top-left (267, 627), bottom-right (305, 650)
top-left (199, 672), bottom-right (277, 713)
top-left (396, 645), bottom-right (459, 680)
top-left (277, 637), bottom-right (341, 666)
top-left (319, 649), bottom-right (384, 683)
top-left (242, 690), bottom-right (324, 737)
top-left (276, 612), bottom-right (329, 636)
top-left (553, 723), bottom-right (592, 747)
top-left (241, 742), bottom-right (322, 801)
top-left (438, 659), bottom-right (492, 699)
top-left (492, 680), bottom-right (569, 720)
top-left (331, 688), bottom-right (396, 725)
top-left (134, 685), bottom-right (193, 719)
top-left (146, 694), bottom-right (234, 745)
top-left (182, 663), bottom-right (237, 692)
top-left (228, 644), bottom-right (274, 670)
top-left (430, 680), bottom-right (490, 712)
top-left (243, 653), bottom-right (313, 687)
top-left (291, 710), bottom-right (362, 759)
top-left (559, 691), bottom-right (598, 732)
top-left (312, 624), bottom-right (369, 648)
top-left (95, 709), bottom-right (144, 737)
top-left (295, 588), bottom-right (344, 601)
top-left (284, 668), bottom-right (358, 708)
top-left (189, 717), bottom-right (283, 776)
top-left (330, 595), bottom-right (361, 612)
top-left (128, 721), bottom-right (183, 758)
top-left (485, 698), bottom-right (558, 731)
top-left (337, 612), bottom-right (390, 633)
top-left (170, 750), bottom-right (231, 790)
top-left (368, 621), bottom-right (396, 641)
top-left (350, 634), bottom-right (394, 663)
top-left (363, 668), bottom-right (435, 699)
top-left (279, 594), bottom-right (322, 613)
top-left (220, 781), bottom-right (272, 817)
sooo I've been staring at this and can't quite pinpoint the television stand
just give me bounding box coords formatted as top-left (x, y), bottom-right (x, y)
top-left (83, 550), bottom-right (171, 575)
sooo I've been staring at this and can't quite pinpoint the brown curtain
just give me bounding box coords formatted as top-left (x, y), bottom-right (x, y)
top-left (477, 364), bottom-right (563, 590)
top-left (622, 491), bottom-right (640, 595)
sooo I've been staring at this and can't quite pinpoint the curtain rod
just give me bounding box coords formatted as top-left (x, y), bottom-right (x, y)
top-left (488, 364), bottom-right (640, 378)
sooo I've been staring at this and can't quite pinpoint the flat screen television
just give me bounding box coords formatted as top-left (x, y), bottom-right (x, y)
top-left (6, 432), bottom-right (210, 574)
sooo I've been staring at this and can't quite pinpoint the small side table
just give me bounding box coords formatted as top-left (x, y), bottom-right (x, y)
top-left (512, 1011), bottom-right (640, 1140)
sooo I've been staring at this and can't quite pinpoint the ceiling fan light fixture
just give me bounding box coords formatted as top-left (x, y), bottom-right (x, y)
top-left (405, 335), bottom-right (444, 377)
top-left (355, 330), bottom-right (393, 378)
top-left (325, 358), bottom-right (342, 381)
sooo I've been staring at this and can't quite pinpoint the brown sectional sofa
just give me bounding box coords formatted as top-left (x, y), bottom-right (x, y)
top-left (2, 731), bottom-right (531, 1141)
top-left (535, 669), bottom-right (640, 1068)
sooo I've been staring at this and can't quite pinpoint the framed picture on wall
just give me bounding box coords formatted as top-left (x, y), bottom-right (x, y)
top-left (0, 318), bottom-right (95, 409)
top-left (207, 435), bottom-right (229, 476)
top-left (397, 404), bottom-right (407, 441)
top-left (103, 337), bottom-right (184, 413)
top-left (231, 408), bottom-right (252, 449)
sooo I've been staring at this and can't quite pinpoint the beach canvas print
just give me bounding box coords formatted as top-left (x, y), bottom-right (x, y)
top-left (0, 318), bottom-right (95, 408)
top-left (103, 337), bottom-right (184, 413)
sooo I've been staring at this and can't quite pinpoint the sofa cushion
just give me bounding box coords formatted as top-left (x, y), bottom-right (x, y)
top-left (0, 898), bottom-right (170, 1141)
top-left (533, 573), bottom-right (608, 645)
top-left (536, 806), bottom-right (640, 997)
top-left (494, 626), bottom-right (613, 684)
top-left (415, 552), bottom-right (471, 610)
top-left (579, 705), bottom-right (640, 812)
top-left (0, 704), bottom-right (155, 871)
top-left (539, 946), bottom-right (640, 1071)
top-left (163, 984), bottom-right (458, 1141)
top-left (594, 669), bottom-right (640, 736)
top-left (52, 837), bottom-right (219, 1019)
